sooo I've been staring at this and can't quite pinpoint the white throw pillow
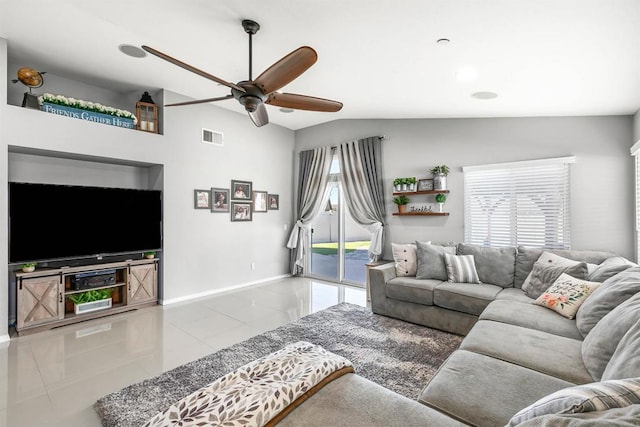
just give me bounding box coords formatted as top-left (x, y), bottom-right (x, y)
top-left (534, 273), bottom-right (600, 319)
top-left (392, 242), bottom-right (425, 277)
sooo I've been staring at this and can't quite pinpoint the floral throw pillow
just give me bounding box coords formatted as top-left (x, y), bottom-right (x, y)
top-left (535, 273), bottom-right (601, 319)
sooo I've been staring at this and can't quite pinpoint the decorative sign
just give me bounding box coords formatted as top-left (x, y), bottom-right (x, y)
top-left (41, 103), bottom-right (135, 129)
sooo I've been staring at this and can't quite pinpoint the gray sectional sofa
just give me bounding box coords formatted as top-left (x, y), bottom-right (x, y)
top-left (357, 242), bottom-right (640, 426)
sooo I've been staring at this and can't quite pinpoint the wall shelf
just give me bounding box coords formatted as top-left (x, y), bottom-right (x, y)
top-left (392, 212), bottom-right (450, 216)
top-left (392, 190), bottom-right (450, 196)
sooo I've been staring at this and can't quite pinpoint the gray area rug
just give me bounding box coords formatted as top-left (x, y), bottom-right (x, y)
top-left (94, 302), bottom-right (463, 426)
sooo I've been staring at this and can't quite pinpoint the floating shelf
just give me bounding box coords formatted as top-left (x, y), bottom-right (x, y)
top-left (393, 212), bottom-right (450, 216)
top-left (392, 190), bottom-right (450, 196)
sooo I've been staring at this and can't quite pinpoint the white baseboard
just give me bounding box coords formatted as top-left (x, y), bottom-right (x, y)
top-left (160, 274), bottom-right (292, 306)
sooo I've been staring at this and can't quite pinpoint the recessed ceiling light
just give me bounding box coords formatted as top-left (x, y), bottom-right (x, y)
top-left (279, 108), bottom-right (294, 113)
top-left (118, 44), bottom-right (147, 58)
top-left (436, 38), bottom-right (450, 45)
top-left (471, 91), bottom-right (498, 100)
top-left (456, 66), bottom-right (478, 81)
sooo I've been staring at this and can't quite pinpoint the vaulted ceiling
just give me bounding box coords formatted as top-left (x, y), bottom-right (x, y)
top-left (2, 0), bottom-right (639, 130)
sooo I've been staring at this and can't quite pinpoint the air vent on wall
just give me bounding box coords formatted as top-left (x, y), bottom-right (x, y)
top-left (202, 128), bottom-right (223, 146)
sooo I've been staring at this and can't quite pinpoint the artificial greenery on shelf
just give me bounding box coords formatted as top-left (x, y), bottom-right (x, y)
top-left (67, 289), bottom-right (113, 305)
top-left (435, 193), bottom-right (447, 203)
top-left (431, 165), bottom-right (450, 176)
top-left (38, 93), bottom-right (138, 124)
top-left (393, 195), bottom-right (410, 205)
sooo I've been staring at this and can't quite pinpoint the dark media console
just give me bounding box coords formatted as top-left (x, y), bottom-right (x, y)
top-left (71, 269), bottom-right (117, 290)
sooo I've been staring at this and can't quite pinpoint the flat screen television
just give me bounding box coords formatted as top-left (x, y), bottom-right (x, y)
top-left (9, 182), bottom-right (162, 264)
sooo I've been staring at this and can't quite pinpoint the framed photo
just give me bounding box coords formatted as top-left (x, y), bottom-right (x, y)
top-left (194, 189), bottom-right (211, 209)
top-left (417, 179), bottom-right (434, 191)
top-left (268, 194), bottom-right (279, 210)
top-left (253, 191), bottom-right (268, 212)
top-left (231, 180), bottom-right (252, 200)
top-left (211, 188), bottom-right (230, 212)
top-left (231, 202), bottom-right (253, 221)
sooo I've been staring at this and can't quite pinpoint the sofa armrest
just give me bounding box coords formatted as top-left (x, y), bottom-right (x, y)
top-left (369, 263), bottom-right (397, 315)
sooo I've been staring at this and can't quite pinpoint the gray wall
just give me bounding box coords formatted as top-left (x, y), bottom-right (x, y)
top-left (0, 37), bottom-right (295, 339)
top-left (634, 109), bottom-right (640, 144)
top-left (295, 117), bottom-right (635, 261)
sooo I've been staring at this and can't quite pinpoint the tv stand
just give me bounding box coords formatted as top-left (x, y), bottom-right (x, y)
top-left (15, 258), bottom-right (158, 336)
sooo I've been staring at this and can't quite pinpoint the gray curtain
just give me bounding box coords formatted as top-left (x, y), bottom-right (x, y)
top-left (286, 146), bottom-right (333, 275)
top-left (338, 136), bottom-right (386, 261)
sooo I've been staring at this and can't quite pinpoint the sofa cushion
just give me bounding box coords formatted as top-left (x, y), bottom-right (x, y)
top-left (576, 267), bottom-right (640, 338)
top-left (419, 350), bottom-right (574, 427)
top-left (386, 277), bottom-right (439, 306)
top-left (460, 320), bottom-right (592, 384)
top-left (456, 243), bottom-right (517, 287)
top-left (520, 252), bottom-right (596, 290)
top-left (495, 287), bottom-right (535, 304)
top-left (602, 318), bottom-right (640, 381)
top-left (534, 273), bottom-right (601, 319)
top-left (391, 242), bottom-right (420, 277)
top-left (515, 246), bottom-right (614, 288)
top-left (444, 253), bottom-right (480, 283)
top-left (506, 377), bottom-right (640, 427)
top-left (278, 373), bottom-right (467, 427)
top-left (582, 292), bottom-right (640, 381)
top-left (587, 256), bottom-right (637, 283)
top-left (434, 282), bottom-right (502, 316)
top-left (415, 241), bottom-right (456, 281)
top-left (479, 300), bottom-right (583, 340)
top-left (522, 262), bottom-right (588, 299)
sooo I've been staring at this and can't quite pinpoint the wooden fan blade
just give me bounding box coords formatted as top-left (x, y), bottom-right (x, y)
top-left (141, 45), bottom-right (245, 93)
top-left (254, 46), bottom-right (317, 95)
top-left (165, 95), bottom-right (234, 107)
top-left (267, 92), bottom-right (343, 112)
top-left (248, 103), bottom-right (269, 127)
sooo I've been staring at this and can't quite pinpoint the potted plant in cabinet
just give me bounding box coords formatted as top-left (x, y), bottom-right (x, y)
top-left (393, 195), bottom-right (410, 213)
top-left (67, 289), bottom-right (113, 315)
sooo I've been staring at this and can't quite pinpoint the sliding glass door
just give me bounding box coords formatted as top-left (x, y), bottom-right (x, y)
top-left (309, 169), bottom-right (370, 286)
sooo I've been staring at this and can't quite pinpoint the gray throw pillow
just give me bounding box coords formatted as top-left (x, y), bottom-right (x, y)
top-left (587, 256), bottom-right (637, 283)
top-left (522, 262), bottom-right (588, 299)
top-left (582, 292), bottom-right (640, 381)
top-left (506, 377), bottom-right (640, 427)
top-left (602, 318), bottom-right (640, 381)
top-left (415, 241), bottom-right (456, 281)
top-left (576, 267), bottom-right (640, 338)
top-left (457, 243), bottom-right (516, 287)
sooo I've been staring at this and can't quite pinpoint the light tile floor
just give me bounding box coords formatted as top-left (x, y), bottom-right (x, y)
top-left (1, 277), bottom-right (367, 427)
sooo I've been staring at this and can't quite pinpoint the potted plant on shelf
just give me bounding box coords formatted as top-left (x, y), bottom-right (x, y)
top-left (144, 251), bottom-right (156, 259)
top-left (393, 178), bottom-right (403, 192)
top-left (407, 177), bottom-right (417, 191)
top-left (435, 193), bottom-right (447, 213)
top-left (394, 195), bottom-right (410, 213)
top-left (431, 165), bottom-right (450, 190)
top-left (67, 288), bottom-right (113, 315)
top-left (21, 262), bottom-right (36, 273)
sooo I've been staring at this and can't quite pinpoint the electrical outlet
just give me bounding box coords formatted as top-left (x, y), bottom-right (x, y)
top-left (251, 262), bottom-right (255, 271)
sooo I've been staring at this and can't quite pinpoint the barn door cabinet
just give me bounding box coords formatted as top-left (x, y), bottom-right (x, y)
top-left (15, 258), bottom-right (159, 336)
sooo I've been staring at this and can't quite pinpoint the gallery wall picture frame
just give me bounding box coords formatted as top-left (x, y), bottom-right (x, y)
top-left (194, 189), bottom-right (211, 209)
top-left (231, 180), bottom-right (252, 201)
top-left (211, 188), bottom-right (230, 212)
top-left (253, 190), bottom-right (268, 213)
top-left (268, 194), bottom-right (280, 210)
top-left (417, 179), bottom-right (434, 191)
top-left (231, 202), bottom-right (253, 222)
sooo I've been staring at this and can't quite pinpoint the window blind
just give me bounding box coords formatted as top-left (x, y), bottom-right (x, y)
top-left (463, 157), bottom-right (574, 249)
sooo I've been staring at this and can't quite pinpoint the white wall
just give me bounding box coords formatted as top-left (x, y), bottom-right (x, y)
top-left (1, 38), bottom-right (295, 338)
top-left (295, 117), bottom-right (635, 260)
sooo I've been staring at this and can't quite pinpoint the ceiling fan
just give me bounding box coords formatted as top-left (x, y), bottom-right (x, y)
top-left (141, 19), bottom-right (343, 127)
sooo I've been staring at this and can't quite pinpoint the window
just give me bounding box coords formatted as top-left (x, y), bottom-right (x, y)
top-left (463, 157), bottom-right (575, 249)
top-left (631, 142), bottom-right (640, 262)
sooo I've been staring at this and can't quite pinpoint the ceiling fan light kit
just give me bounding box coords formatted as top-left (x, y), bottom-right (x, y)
top-left (142, 19), bottom-right (342, 127)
